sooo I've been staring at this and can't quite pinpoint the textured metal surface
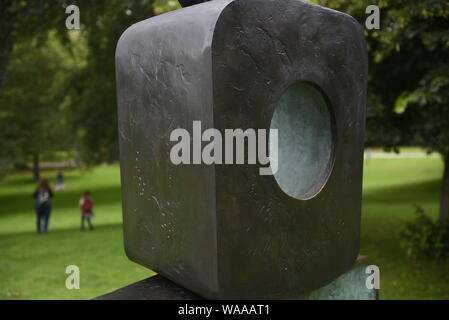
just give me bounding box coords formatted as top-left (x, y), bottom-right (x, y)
top-left (116, 0), bottom-right (232, 299)
top-left (116, 0), bottom-right (367, 299)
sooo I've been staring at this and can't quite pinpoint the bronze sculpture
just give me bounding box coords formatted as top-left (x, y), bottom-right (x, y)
top-left (116, 0), bottom-right (367, 299)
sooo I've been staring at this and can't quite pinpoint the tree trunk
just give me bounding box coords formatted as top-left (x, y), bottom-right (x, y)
top-left (32, 152), bottom-right (40, 181)
top-left (439, 154), bottom-right (449, 228)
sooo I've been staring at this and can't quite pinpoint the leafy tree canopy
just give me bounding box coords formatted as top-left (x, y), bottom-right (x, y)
top-left (317, 0), bottom-right (449, 226)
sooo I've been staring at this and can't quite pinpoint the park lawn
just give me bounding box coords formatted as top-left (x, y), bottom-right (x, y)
top-left (0, 165), bottom-right (153, 299)
top-left (362, 158), bottom-right (449, 299)
top-left (1, 159), bottom-right (449, 299)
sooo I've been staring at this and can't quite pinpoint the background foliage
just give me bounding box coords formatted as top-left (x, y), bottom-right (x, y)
top-left (2, 0), bottom-right (448, 170)
top-left (399, 205), bottom-right (449, 260)
top-left (0, 0), bottom-right (180, 173)
top-left (317, 0), bottom-right (449, 228)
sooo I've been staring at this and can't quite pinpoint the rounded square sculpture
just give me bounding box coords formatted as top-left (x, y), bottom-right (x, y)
top-left (115, 0), bottom-right (367, 299)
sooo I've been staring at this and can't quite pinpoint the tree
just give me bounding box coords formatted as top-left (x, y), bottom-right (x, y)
top-left (0, 0), bottom-right (67, 86)
top-left (0, 33), bottom-right (79, 180)
top-left (0, 0), bottom-right (82, 179)
top-left (316, 0), bottom-right (449, 226)
top-left (0, 1), bottom-right (182, 174)
top-left (53, 0), bottom-right (178, 164)
top-left (61, 1), bottom-right (156, 164)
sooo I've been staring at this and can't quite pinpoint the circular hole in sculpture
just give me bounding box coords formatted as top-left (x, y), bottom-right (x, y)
top-left (269, 81), bottom-right (335, 200)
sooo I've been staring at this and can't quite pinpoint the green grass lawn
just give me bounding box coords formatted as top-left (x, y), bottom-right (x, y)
top-left (362, 158), bottom-right (449, 299)
top-left (1, 159), bottom-right (449, 299)
top-left (0, 165), bottom-right (153, 299)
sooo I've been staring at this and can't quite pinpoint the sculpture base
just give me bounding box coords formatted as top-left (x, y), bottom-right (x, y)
top-left (93, 275), bottom-right (202, 300)
top-left (298, 256), bottom-right (378, 300)
top-left (94, 256), bottom-right (378, 300)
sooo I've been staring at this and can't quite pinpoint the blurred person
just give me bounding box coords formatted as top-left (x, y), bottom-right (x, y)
top-left (366, 148), bottom-right (372, 161)
top-left (32, 178), bottom-right (53, 234)
top-left (55, 171), bottom-right (65, 191)
top-left (79, 190), bottom-right (94, 231)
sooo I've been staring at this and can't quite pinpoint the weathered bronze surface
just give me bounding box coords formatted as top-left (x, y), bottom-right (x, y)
top-left (116, 0), bottom-right (367, 299)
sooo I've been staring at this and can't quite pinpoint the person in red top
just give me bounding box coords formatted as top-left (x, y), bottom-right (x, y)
top-left (79, 190), bottom-right (94, 231)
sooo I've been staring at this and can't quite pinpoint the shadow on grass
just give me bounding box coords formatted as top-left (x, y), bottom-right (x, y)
top-left (0, 222), bottom-right (123, 240)
top-left (0, 168), bottom-right (88, 187)
top-left (0, 184), bottom-right (122, 218)
top-left (363, 178), bottom-right (440, 204)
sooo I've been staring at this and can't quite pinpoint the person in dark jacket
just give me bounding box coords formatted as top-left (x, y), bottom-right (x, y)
top-left (32, 178), bottom-right (53, 234)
